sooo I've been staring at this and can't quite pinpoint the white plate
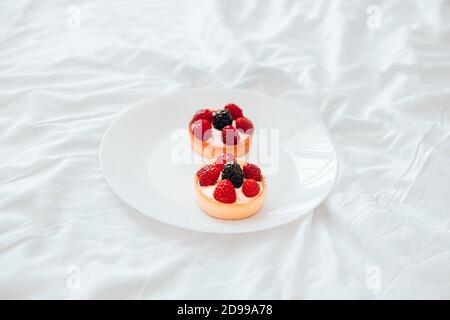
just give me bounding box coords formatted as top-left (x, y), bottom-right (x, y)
top-left (100, 89), bottom-right (337, 233)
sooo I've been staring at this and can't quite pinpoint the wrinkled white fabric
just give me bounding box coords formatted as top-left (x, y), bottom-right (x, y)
top-left (1, 0), bottom-right (450, 299)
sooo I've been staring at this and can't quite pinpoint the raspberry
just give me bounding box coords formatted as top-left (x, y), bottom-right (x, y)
top-left (221, 125), bottom-right (240, 146)
top-left (243, 163), bottom-right (262, 181)
top-left (242, 179), bottom-right (260, 197)
top-left (192, 109), bottom-right (213, 122)
top-left (197, 165), bottom-right (221, 186)
top-left (235, 117), bottom-right (254, 134)
top-left (212, 109), bottom-right (233, 130)
top-left (215, 153), bottom-right (235, 170)
top-left (224, 103), bottom-right (243, 120)
top-left (213, 179), bottom-right (236, 203)
top-left (222, 162), bottom-right (244, 188)
top-left (191, 119), bottom-right (212, 141)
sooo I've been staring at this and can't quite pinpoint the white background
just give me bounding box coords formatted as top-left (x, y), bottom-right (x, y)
top-left (1, 0), bottom-right (450, 299)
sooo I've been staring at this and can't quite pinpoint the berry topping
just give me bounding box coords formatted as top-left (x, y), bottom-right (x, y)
top-left (235, 117), bottom-right (254, 134)
top-left (197, 165), bottom-right (221, 186)
top-left (191, 119), bottom-right (212, 141)
top-left (212, 109), bottom-right (233, 130)
top-left (224, 103), bottom-right (243, 120)
top-left (192, 109), bottom-right (213, 122)
top-left (242, 179), bottom-right (260, 197)
top-left (243, 163), bottom-right (262, 181)
top-left (221, 125), bottom-right (240, 146)
top-left (215, 153), bottom-right (235, 170)
top-left (213, 179), bottom-right (236, 203)
top-left (222, 162), bottom-right (244, 188)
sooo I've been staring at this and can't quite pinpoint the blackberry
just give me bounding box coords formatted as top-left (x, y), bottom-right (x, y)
top-left (212, 109), bottom-right (233, 130)
top-left (221, 162), bottom-right (244, 188)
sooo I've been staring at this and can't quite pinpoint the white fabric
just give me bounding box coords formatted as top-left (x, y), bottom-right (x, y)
top-left (1, 0), bottom-right (450, 299)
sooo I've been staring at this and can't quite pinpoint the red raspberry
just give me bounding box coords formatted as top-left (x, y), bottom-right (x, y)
top-left (197, 165), bottom-right (221, 186)
top-left (235, 117), bottom-right (254, 134)
top-left (192, 119), bottom-right (212, 141)
top-left (243, 163), bottom-right (262, 181)
top-left (213, 179), bottom-right (237, 203)
top-left (242, 179), bottom-right (260, 197)
top-left (215, 153), bottom-right (235, 170)
top-left (221, 125), bottom-right (240, 146)
top-left (192, 109), bottom-right (212, 122)
top-left (224, 103), bottom-right (243, 120)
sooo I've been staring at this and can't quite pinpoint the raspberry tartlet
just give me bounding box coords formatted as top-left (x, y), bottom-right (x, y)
top-left (194, 153), bottom-right (265, 220)
top-left (189, 104), bottom-right (254, 159)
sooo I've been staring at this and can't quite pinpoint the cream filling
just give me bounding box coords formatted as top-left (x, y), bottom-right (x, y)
top-left (200, 179), bottom-right (261, 204)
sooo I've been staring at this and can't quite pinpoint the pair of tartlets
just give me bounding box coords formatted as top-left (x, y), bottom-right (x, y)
top-left (190, 104), bottom-right (265, 220)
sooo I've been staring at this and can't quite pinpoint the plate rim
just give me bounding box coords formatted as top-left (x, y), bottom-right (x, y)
top-left (99, 88), bottom-right (339, 234)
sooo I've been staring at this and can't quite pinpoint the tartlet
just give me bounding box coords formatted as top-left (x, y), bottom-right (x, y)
top-left (189, 104), bottom-right (254, 159)
top-left (194, 154), bottom-right (265, 220)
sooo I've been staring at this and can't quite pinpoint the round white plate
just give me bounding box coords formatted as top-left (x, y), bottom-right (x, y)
top-left (100, 89), bottom-right (337, 234)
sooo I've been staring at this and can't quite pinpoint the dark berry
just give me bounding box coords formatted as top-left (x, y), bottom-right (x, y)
top-left (221, 162), bottom-right (244, 188)
top-left (212, 109), bottom-right (232, 130)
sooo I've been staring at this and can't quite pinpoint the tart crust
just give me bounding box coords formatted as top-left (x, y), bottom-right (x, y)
top-left (194, 160), bottom-right (265, 220)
